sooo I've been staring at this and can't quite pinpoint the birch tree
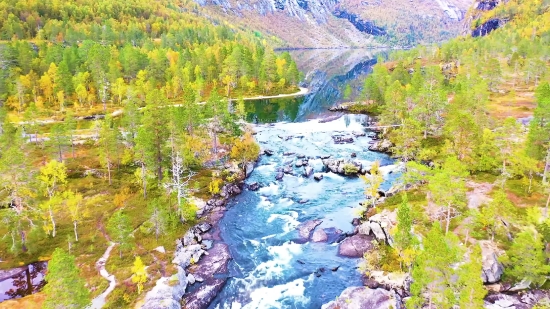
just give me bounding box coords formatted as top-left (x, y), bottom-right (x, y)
top-left (38, 160), bottom-right (67, 237)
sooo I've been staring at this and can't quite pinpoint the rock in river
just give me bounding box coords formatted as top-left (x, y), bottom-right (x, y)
top-left (338, 234), bottom-right (374, 257)
top-left (321, 286), bottom-right (398, 309)
top-left (297, 219), bottom-right (323, 239)
top-left (247, 182), bottom-right (260, 191)
top-left (311, 228), bottom-right (328, 242)
top-left (314, 173), bottom-right (324, 181)
top-left (245, 162), bottom-right (255, 178)
top-left (303, 166), bottom-right (313, 177)
top-left (368, 139), bottom-right (393, 153)
top-left (275, 172), bottom-right (284, 181)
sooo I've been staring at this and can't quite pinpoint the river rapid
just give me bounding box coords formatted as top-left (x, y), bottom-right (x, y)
top-left (208, 49), bottom-right (399, 309)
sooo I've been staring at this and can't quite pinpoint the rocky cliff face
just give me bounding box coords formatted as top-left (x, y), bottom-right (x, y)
top-left (462, 0), bottom-right (505, 36)
top-left (192, 0), bottom-right (475, 47)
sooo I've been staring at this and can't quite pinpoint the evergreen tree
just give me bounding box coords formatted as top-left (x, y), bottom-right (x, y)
top-left (502, 229), bottom-right (550, 287)
top-left (135, 89), bottom-right (170, 182)
top-left (48, 123), bottom-right (70, 162)
top-left (43, 248), bottom-right (90, 309)
top-left (99, 115), bottom-right (121, 185)
top-left (394, 194), bottom-right (417, 271)
top-left (456, 245), bottom-right (487, 309)
top-left (408, 224), bottom-right (461, 309)
top-left (107, 210), bottom-right (134, 258)
top-left (427, 156), bottom-right (468, 234)
top-left (527, 82), bottom-right (550, 183)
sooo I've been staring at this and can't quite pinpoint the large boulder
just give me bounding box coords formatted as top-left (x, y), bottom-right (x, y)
top-left (245, 162), bottom-right (255, 178)
top-left (220, 183), bottom-right (241, 198)
top-left (194, 223), bottom-right (212, 234)
top-left (484, 290), bottom-right (550, 309)
top-left (368, 210), bottom-right (397, 246)
top-left (303, 166), bottom-right (314, 177)
top-left (368, 139), bottom-right (393, 153)
top-left (356, 222), bottom-right (371, 235)
top-left (321, 287), bottom-right (398, 309)
top-left (172, 244), bottom-right (205, 268)
top-left (311, 228), bottom-right (328, 242)
top-left (369, 222), bottom-right (387, 244)
top-left (189, 243), bottom-right (231, 282)
top-left (248, 182), bottom-right (260, 191)
top-left (368, 270), bottom-right (410, 292)
top-left (322, 159), bottom-right (362, 176)
top-left (192, 198), bottom-right (208, 218)
top-left (140, 266), bottom-right (188, 309)
top-left (332, 135), bottom-right (354, 144)
top-left (479, 240), bottom-right (505, 284)
top-left (183, 278), bottom-right (227, 309)
top-left (297, 219), bottom-right (323, 239)
top-left (338, 234), bottom-right (374, 257)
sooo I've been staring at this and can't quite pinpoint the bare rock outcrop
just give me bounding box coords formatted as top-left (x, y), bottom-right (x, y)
top-left (321, 286), bottom-right (399, 309)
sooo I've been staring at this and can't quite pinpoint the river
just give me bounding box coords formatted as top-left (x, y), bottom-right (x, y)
top-left (207, 49), bottom-right (399, 308)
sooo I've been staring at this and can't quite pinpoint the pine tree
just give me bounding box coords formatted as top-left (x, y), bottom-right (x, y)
top-left (408, 224), bottom-right (461, 309)
top-left (527, 82), bottom-right (550, 183)
top-left (502, 229), bottom-right (550, 287)
top-left (48, 123), bottom-right (70, 162)
top-left (427, 156), bottom-right (468, 234)
top-left (43, 248), bottom-right (90, 309)
top-left (99, 115), bottom-right (121, 185)
top-left (107, 210), bottom-right (134, 258)
top-left (456, 245), bottom-right (487, 309)
top-left (135, 89), bottom-right (170, 182)
top-left (394, 194), bottom-right (417, 271)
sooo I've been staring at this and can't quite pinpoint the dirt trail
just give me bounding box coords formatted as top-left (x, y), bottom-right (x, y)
top-left (89, 222), bottom-right (116, 309)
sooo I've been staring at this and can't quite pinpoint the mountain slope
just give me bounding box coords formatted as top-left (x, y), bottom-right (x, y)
top-left (192, 0), bottom-right (475, 47)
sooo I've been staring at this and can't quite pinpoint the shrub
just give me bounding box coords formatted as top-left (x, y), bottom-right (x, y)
top-left (343, 163), bottom-right (360, 175)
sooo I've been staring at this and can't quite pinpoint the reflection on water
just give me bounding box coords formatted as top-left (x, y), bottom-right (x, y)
top-left (244, 97), bottom-right (302, 123)
top-left (245, 49), bottom-right (385, 123)
top-left (0, 262), bottom-right (47, 302)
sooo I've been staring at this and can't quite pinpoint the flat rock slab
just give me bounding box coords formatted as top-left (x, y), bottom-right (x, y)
top-left (184, 278), bottom-right (227, 309)
top-left (321, 286), bottom-right (398, 309)
top-left (189, 243), bottom-right (231, 281)
top-left (297, 219), bottom-right (323, 239)
top-left (338, 234), bottom-right (374, 257)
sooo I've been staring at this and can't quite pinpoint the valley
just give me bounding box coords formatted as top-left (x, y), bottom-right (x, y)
top-left (0, 0), bottom-right (549, 308)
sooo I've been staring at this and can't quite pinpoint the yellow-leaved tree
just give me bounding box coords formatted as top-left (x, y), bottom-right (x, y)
top-left (131, 256), bottom-right (147, 294)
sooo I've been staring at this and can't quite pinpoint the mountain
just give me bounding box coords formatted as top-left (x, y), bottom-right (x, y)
top-left (192, 0), bottom-right (474, 47)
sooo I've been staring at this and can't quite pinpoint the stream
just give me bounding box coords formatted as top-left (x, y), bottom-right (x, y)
top-left (208, 49), bottom-right (399, 308)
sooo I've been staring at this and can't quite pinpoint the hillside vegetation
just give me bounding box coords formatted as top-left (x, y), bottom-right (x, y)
top-left (355, 0), bottom-right (550, 307)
